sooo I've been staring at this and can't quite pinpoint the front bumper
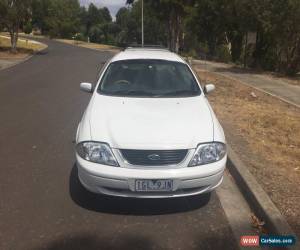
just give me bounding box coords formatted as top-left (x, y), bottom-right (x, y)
top-left (76, 153), bottom-right (226, 198)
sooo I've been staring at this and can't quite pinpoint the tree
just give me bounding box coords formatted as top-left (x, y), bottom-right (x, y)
top-left (125, 0), bottom-right (189, 51)
top-left (116, 7), bottom-right (130, 28)
top-left (115, 7), bottom-right (138, 45)
top-left (30, 0), bottom-right (115, 43)
top-left (31, 0), bottom-right (51, 34)
top-left (131, 0), bottom-right (166, 45)
top-left (24, 22), bottom-right (32, 34)
top-left (225, 0), bottom-right (254, 62)
top-left (88, 25), bottom-right (104, 43)
top-left (150, 0), bottom-right (194, 53)
top-left (31, 0), bottom-right (81, 38)
top-left (0, 0), bottom-right (32, 53)
top-left (283, 0), bottom-right (300, 75)
top-left (244, 0), bottom-right (300, 74)
top-left (104, 22), bottom-right (121, 44)
top-left (265, 0), bottom-right (300, 75)
top-left (44, 0), bottom-right (80, 38)
top-left (78, 6), bottom-right (88, 36)
top-left (188, 0), bottom-right (229, 57)
top-left (86, 3), bottom-right (102, 33)
top-left (101, 7), bottom-right (112, 23)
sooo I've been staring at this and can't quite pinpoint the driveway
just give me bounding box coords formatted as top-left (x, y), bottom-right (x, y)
top-left (0, 39), bottom-right (249, 250)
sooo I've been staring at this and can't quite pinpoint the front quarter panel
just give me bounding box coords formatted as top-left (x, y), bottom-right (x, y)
top-left (204, 98), bottom-right (226, 143)
top-left (77, 58), bottom-right (112, 144)
top-left (76, 106), bottom-right (93, 143)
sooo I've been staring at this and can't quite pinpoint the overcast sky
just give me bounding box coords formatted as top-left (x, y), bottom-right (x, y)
top-left (80, 0), bottom-right (126, 18)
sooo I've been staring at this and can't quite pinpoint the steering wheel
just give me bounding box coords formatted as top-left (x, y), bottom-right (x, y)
top-left (114, 79), bottom-right (131, 85)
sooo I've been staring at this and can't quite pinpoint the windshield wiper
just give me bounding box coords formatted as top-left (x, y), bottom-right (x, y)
top-left (162, 90), bottom-right (199, 96)
top-left (110, 90), bottom-right (155, 96)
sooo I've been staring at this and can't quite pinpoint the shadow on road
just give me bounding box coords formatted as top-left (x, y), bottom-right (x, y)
top-left (32, 233), bottom-right (157, 250)
top-left (35, 49), bottom-right (49, 55)
top-left (31, 230), bottom-right (238, 250)
top-left (69, 165), bottom-right (211, 215)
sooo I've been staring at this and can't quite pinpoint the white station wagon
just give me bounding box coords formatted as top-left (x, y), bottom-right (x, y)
top-left (75, 47), bottom-right (226, 198)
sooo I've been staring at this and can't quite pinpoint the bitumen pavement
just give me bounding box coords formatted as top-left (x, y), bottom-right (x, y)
top-left (0, 39), bottom-right (252, 250)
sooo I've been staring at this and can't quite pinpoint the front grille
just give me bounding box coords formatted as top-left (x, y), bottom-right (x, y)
top-left (120, 149), bottom-right (188, 166)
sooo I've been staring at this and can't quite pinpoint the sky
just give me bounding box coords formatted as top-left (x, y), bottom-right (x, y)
top-left (80, 0), bottom-right (126, 18)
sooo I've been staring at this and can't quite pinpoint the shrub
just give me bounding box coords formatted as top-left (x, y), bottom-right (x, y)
top-left (24, 22), bottom-right (32, 34)
top-left (88, 25), bottom-right (104, 43)
top-left (216, 45), bottom-right (231, 63)
top-left (73, 33), bottom-right (86, 42)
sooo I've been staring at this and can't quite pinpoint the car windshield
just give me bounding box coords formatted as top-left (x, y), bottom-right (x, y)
top-left (98, 59), bottom-right (201, 97)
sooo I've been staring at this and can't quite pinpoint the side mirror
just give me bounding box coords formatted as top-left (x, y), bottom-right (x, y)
top-left (204, 84), bottom-right (215, 94)
top-left (80, 82), bottom-right (93, 93)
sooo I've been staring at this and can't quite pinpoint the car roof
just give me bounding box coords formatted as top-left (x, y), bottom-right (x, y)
top-left (110, 48), bottom-right (186, 64)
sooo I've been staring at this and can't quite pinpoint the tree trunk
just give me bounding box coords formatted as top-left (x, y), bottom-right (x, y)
top-left (230, 32), bottom-right (244, 62)
top-left (208, 36), bottom-right (217, 56)
top-left (253, 28), bottom-right (264, 69)
top-left (169, 10), bottom-right (176, 52)
top-left (174, 14), bottom-right (181, 53)
top-left (168, 9), bottom-right (181, 53)
top-left (10, 25), bottom-right (19, 54)
top-left (243, 32), bottom-right (248, 68)
top-left (168, 17), bottom-right (173, 51)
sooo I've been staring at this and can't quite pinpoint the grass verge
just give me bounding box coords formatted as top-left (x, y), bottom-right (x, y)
top-left (55, 39), bottom-right (120, 52)
top-left (0, 35), bottom-right (47, 59)
top-left (195, 66), bottom-right (300, 237)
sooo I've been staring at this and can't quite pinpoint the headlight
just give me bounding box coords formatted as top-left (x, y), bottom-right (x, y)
top-left (189, 142), bottom-right (226, 167)
top-left (76, 141), bottom-right (118, 166)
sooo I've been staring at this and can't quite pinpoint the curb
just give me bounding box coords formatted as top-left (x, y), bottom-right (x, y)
top-left (0, 40), bottom-right (48, 71)
top-left (0, 56), bottom-right (30, 71)
top-left (214, 71), bottom-right (300, 109)
top-left (192, 59), bottom-right (300, 109)
top-left (227, 145), bottom-right (295, 238)
top-left (54, 39), bottom-right (120, 54)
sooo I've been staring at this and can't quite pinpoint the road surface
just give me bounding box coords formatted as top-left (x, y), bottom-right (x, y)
top-left (0, 39), bottom-right (250, 250)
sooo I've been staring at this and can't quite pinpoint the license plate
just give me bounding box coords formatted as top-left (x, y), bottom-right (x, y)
top-left (135, 179), bottom-right (173, 192)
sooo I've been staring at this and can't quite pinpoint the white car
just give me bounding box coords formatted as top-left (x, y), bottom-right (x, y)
top-left (75, 47), bottom-right (226, 198)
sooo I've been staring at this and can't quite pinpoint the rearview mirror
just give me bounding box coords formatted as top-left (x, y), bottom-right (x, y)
top-left (80, 82), bottom-right (93, 93)
top-left (204, 84), bottom-right (215, 94)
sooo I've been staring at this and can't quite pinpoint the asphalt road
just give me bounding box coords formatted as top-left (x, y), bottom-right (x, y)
top-left (0, 39), bottom-right (238, 250)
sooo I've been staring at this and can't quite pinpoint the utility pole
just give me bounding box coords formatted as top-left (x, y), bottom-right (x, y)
top-left (141, 0), bottom-right (144, 46)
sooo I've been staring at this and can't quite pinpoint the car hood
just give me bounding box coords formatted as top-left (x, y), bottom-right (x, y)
top-left (89, 94), bottom-right (214, 149)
